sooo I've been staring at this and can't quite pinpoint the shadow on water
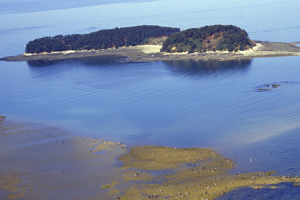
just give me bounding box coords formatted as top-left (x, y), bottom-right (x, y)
top-left (217, 182), bottom-right (300, 200)
top-left (26, 55), bottom-right (157, 90)
top-left (164, 59), bottom-right (252, 78)
top-left (26, 56), bottom-right (127, 79)
top-left (26, 55), bottom-right (125, 68)
top-left (27, 57), bottom-right (252, 80)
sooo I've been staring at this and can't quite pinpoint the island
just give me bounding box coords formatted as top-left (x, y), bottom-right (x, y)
top-left (1, 25), bottom-right (300, 62)
top-left (24, 25), bottom-right (180, 54)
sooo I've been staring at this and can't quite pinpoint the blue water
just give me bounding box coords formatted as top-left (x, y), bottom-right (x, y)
top-left (219, 182), bottom-right (300, 200)
top-left (1, 0), bottom-right (300, 187)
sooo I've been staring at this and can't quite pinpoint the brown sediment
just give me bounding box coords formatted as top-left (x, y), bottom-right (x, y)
top-left (117, 146), bottom-right (300, 200)
top-left (257, 82), bottom-right (287, 92)
top-left (119, 146), bottom-right (230, 170)
top-left (0, 47), bottom-right (141, 62)
top-left (0, 172), bottom-right (29, 199)
top-left (1, 41), bottom-right (300, 62)
top-left (258, 88), bottom-right (271, 91)
top-left (0, 118), bottom-right (126, 199)
top-left (101, 181), bottom-right (119, 189)
top-left (122, 171), bottom-right (154, 182)
top-left (1, 118), bottom-right (299, 200)
top-left (289, 41), bottom-right (300, 46)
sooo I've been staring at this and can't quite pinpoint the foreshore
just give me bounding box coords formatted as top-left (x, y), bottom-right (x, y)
top-left (1, 41), bottom-right (300, 63)
top-left (1, 117), bottom-right (299, 199)
top-left (0, 117), bottom-right (126, 199)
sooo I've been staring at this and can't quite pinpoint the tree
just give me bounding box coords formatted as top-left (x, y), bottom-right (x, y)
top-left (161, 25), bottom-right (253, 53)
top-left (25, 25), bottom-right (180, 54)
top-left (190, 43), bottom-right (197, 52)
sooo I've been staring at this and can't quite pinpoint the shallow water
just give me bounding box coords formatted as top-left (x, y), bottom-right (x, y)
top-left (1, 1), bottom-right (300, 197)
top-left (1, 56), bottom-right (300, 177)
top-left (218, 182), bottom-right (300, 200)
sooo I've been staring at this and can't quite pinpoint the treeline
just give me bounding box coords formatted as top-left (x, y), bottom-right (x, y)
top-left (161, 25), bottom-right (254, 53)
top-left (25, 25), bottom-right (180, 54)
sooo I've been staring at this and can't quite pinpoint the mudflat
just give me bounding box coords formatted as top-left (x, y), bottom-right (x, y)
top-left (0, 118), bottom-right (125, 199)
top-left (1, 42), bottom-right (300, 63)
top-left (0, 117), bottom-right (299, 200)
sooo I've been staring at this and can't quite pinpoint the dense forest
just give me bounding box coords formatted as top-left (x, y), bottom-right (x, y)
top-left (160, 25), bottom-right (254, 53)
top-left (25, 25), bottom-right (180, 54)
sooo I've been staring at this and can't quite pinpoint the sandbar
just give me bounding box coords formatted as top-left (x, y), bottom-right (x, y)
top-left (0, 117), bottom-right (299, 200)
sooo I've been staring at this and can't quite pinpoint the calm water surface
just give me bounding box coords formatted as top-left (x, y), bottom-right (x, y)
top-left (219, 182), bottom-right (300, 200)
top-left (1, 1), bottom-right (300, 195)
top-left (1, 56), bottom-right (300, 177)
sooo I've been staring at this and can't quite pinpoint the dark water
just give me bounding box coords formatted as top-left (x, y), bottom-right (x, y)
top-left (1, 0), bottom-right (300, 198)
top-left (218, 183), bottom-right (300, 200)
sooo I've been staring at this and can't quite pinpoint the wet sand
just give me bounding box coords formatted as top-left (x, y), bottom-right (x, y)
top-left (1, 42), bottom-right (300, 63)
top-left (0, 117), bottom-right (299, 200)
top-left (117, 146), bottom-right (299, 199)
top-left (0, 117), bottom-right (125, 199)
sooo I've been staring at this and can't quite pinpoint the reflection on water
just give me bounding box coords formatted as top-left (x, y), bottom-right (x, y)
top-left (27, 55), bottom-right (124, 68)
top-left (28, 57), bottom-right (252, 77)
top-left (2, 0), bottom-right (300, 198)
top-left (164, 59), bottom-right (252, 77)
top-left (1, 56), bottom-right (300, 179)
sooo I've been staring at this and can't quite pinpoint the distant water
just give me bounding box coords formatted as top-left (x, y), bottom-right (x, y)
top-left (1, 0), bottom-right (300, 182)
top-left (1, 0), bottom-right (300, 57)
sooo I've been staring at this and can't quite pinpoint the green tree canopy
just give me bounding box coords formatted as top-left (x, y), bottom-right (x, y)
top-left (161, 25), bottom-right (254, 53)
top-left (26, 25), bottom-right (180, 54)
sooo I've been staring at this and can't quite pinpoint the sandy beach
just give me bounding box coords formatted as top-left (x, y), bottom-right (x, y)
top-left (1, 41), bottom-right (300, 63)
top-left (1, 116), bottom-right (299, 199)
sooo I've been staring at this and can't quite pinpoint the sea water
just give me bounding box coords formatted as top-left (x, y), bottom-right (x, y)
top-left (1, 0), bottom-right (300, 192)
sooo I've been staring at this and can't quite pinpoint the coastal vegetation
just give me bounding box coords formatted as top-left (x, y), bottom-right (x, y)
top-left (4, 25), bottom-right (300, 62)
top-left (24, 25), bottom-right (254, 54)
top-left (161, 25), bottom-right (255, 53)
top-left (25, 25), bottom-right (180, 54)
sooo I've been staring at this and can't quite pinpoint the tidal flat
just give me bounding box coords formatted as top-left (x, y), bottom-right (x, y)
top-left (0, 117), bottom-right (299, 200)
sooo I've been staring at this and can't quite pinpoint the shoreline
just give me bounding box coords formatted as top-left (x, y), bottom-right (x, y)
top-left (0, 117), bottom-right (126, 199)
top-left (1, 117), bottom-right (299, 199)
top-left (1, 41), bottom-right (300, 63)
